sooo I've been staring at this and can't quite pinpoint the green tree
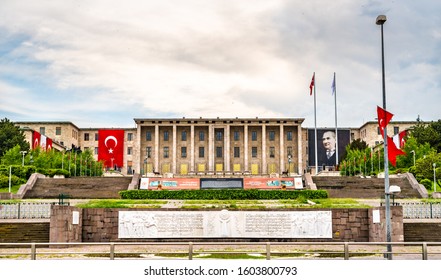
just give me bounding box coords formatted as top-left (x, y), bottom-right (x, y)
top-left (347, 139), bottom-right (369, 151)
top-left (411, 119), bottom-right (441, 153)
top-left (396, 136), bottom-right (434, 168)
top-left (414, 151), bottom-right (441, 182)
top-left (0, 118), bottom-right (29, 157)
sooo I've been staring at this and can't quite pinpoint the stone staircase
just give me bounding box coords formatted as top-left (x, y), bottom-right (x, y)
top-left (404, 222), bottom-right (441, 242)
top-left (0, 222), bottom-right (50, 243)
top-left (312, 174), bottom-right (423, 198)
top-left (22, 177), bottom-right (133, 199)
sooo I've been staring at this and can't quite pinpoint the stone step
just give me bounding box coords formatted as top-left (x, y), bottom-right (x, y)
top-left (23, 177), bottom-right (133, 199)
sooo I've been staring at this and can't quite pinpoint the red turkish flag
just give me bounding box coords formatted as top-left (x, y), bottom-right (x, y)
top-left (377, 106), bottom-right (393, 137)
top-left (98, 130), bottom-right (124, 168)
top-left (32, 131), bottom-right (41, 149)
top-left (309, 73), bottom-right (315, 96)
top-left (46, 137), bottom-right (53, 150)
top-left (387, 136), bottom-right (406, 167)
top-left (393, 130), bottom-right (407, 149)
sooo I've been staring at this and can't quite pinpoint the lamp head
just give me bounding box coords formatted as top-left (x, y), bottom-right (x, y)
top-left (376, 15), bottom-right (387, 25)
top-left (389, 185), bottom-right (401, 194)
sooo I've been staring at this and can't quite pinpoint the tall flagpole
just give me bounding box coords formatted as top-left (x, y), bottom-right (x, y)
top-left (333, 72), bottom-right (338, 167)
top-left (313, 72), bottom-right (318, 175)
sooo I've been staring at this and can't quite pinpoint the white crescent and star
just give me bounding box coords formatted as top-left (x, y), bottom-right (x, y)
top-left (104, 135), bottom-right (118, 154)
top-left (379, 119), bottom-right (384, 127)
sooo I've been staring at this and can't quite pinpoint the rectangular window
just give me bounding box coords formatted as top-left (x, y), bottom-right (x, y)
top-left (287, 131), bottom-right (293, 141)
top-left (269, 146), bottom-right (275, 158)
top-left (164, 131), bottom-right (169, 141)
top-left (94, 147), bottom-right (98, 155)
top-left (146, 131), bottom-right (152, 141)
top-left (234, 131), bottom-right (240, 141)
top-left (181, 146), bottom-right (187, 158)
top-left (84, 133), bottom-right (89, 141)
top-left (269, 131), bottom-right (275, 141)
top-left (216, 146), bottom-right (223, 158)
top-left (163, 147), bottom-right (169, 158)
top-left (216, 131), bottom-right (223, 141)
top-left (146, 147), bottom-right (152, 158)
top-left (199, 131), bottom-right (205, 141)
top-left (181, 131), bottom-right (187, 141)
top-left (394, 126), bottom-right (399, 135)
top-left (95, 133), bottom-right (99, 141)
top-left (252, 131), bottom-right (257, 141)
top-left (55, 127), bottom-right (61, 135)
top-left (234, 147), bottom-right (240, 158)
top-left (127, 147), bottom-right (132, 155)
top-left (127, 133), bottom-right (133, 141)
top-left (199, 147), bottom-right (205, 158)
top-left (252, 147), bottom-right (258, 158)
top-left (40, 127), bottom-right (45, 135)
top-left (377, 127), bottom-right (381, 135)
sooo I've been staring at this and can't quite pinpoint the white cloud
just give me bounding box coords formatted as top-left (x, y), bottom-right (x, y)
top-left (0, 0), bottom-right (440, 128)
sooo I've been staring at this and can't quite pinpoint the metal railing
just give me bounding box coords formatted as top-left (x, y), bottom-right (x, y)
top-left (1, 241), bottom-right (441, 260)
top-left (0, 202), bottom-right (52, 219)
top-left (401, 202), bottom-right (441, 219)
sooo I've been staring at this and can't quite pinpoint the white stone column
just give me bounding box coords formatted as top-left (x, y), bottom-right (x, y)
top-left (244, 124), bottom-right (248, 172)
top-left (208, 124), bottom-right (214, 171)
top-left (190, 125), bottom-right (195, 172)
top-left (136, 122), bottom-right (142, 175)
top-left (279, 124), bottom-right (285, 173)
top-left (261, 125), bottom-right (266, 175)
top-left (154, 125), bottom-right (159, 173)
top-left (297, 125), bottom-right (303, 175)
top-left (172, 124), bottom-right (177, 174)
top-left (224, 125), bottom-right (230, 171)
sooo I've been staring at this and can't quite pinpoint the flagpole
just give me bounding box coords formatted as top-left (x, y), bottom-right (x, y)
top-left (313, 72), bottom-right (318, 175)
top-left (377, 14), bottom-right (392, 260)
top-left (333, 72), bottom-right (339, 167)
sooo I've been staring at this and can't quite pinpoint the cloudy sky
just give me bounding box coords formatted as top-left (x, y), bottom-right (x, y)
top-left (0, 0), bottom-right (440, 129)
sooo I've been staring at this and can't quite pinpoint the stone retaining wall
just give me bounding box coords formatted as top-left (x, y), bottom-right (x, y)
top-left (49, 206), bottom-right (404, 243)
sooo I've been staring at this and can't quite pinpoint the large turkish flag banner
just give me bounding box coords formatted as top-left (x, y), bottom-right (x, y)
top-left (98, 130), bottom-right (124, 168)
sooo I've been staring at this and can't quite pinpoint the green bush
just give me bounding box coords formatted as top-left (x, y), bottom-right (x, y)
top-left (36, 168), bottom-right (70, 178)
top-left (0, 174), bottom-right (23, 189)
top-left (0, 165), bottom-right (36, 179)
top-left (119, 189), bottom-right (329, 200)
top-left (420, 178), bottom-right (433, 191)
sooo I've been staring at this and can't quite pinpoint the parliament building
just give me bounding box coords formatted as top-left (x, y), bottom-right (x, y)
top-left (16, 118), bottom-right (417, 176)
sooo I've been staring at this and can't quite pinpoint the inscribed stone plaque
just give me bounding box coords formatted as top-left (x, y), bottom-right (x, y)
top-left (118, 210), bottom-right (332, 238)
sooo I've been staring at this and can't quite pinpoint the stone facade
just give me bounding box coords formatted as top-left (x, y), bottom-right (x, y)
top-left (18, 121), bottom-right (81, 150)
top-left (135, 118), bottom-right (304, 176)
top-left (359, 121), bottom-right (418, 148)
top-left (15, 118), bottom-right (422, 176)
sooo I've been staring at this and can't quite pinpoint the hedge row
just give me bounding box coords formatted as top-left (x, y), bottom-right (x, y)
top-left (0, 174), bottom-right (24, 189)
top-left (0, 165), bottom-right (70, 179)
top-left (119, 189), bottom-right (328, 200)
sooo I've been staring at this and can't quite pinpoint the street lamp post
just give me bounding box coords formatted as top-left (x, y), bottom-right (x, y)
top-left (20, 151), bottom-right (27, 166)
top-left (376, 14), bottom-right (392, 260)
top-left (8, 166), bottom-right (12, 193)
top-left (288, 154), bottom-right (292, 176)
top-left (433, 163), bottom-right (437, 193)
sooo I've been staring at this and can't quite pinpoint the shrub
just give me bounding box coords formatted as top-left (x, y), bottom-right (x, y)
top-left (0, 174), bottom-right (22, 189)
top-left (119, 189), bottom-right (329, 200)
top-left (420, 178), bottom-right (433, 191)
